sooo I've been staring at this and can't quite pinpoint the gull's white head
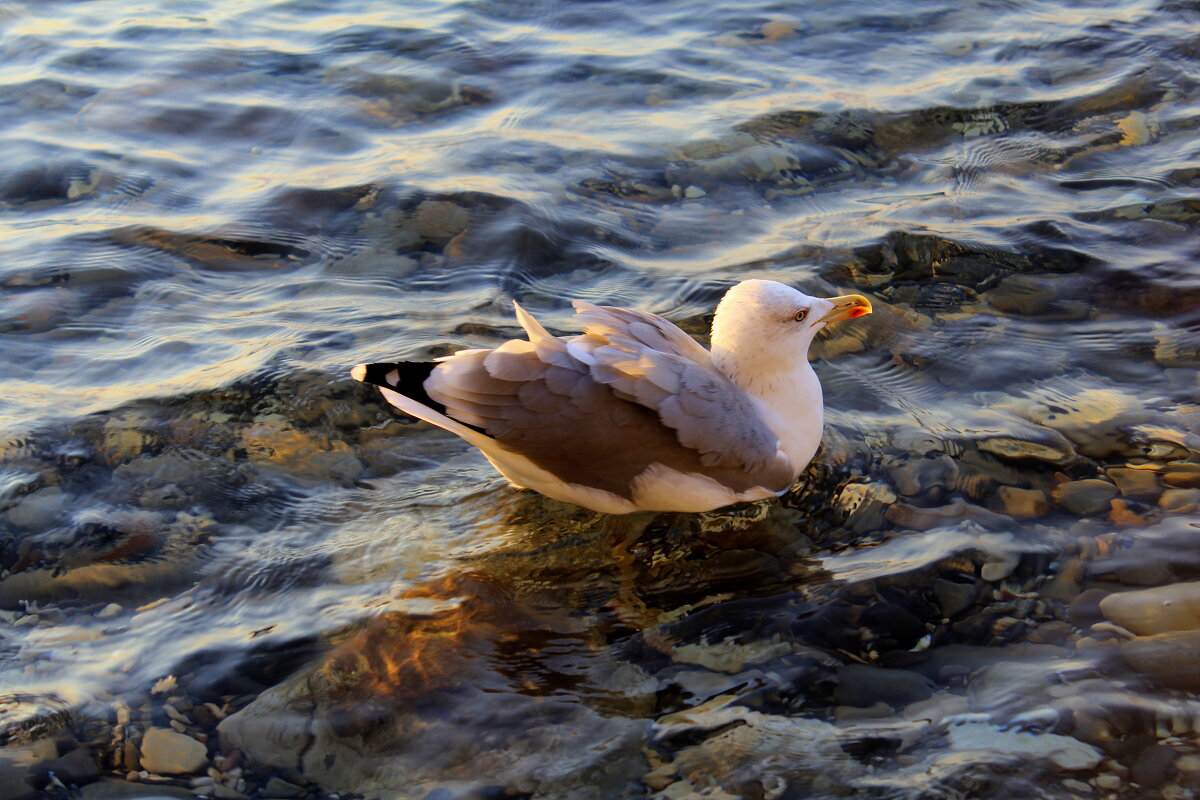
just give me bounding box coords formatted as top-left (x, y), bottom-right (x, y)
top-left (710, 279), bottom-right (872, 381)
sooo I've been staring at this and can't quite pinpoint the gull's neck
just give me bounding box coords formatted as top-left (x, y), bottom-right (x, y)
top-left (714, 350), bottom-right (825, 472)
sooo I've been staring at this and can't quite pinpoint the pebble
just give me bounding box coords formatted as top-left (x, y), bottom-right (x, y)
top-left (1131, 744), bottom-right (1177, 788)
top-left (997, 487), bottom-right (1049, 518)
top-left (1109, 498), bottom-right (1150, 527)
top-left (96, 603), bottom-right (123, 620)
top-left (1163, 466), bottom-right (1200, 489)
top-left (980, 553), bottom-right (1020, 582)
top-left (413, 199), bottom-right (469, 244)
top-left (1160, 488), bottom-right (1200, 512)
top-left (979, 433), bottom-right (1073, 466)
top-left (1053, 480), bottom-right (1119, 516)
top-left (262, 777), bottom-right (305, 798)
top-left (1118, 630), bottom-right (1200, 690)
top-left (835, 664), bottom-right (934, 709)
top-left (934, 578), bottom-right (978, 618)
top-left (1106, 468), bottom-right (1162, 502)
top-left (139, 727), bottom-right (208, 775)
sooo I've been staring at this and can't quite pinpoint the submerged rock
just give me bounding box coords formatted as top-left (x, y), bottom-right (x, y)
top-left (1118, 630), bottom-right (1200, 691)
top-left (1053, 479), bottom-right (1119, 516)
top-left (139, 727), bottom-right (208, 775)
top-left (1100, 583), bottom-right (1200, 636)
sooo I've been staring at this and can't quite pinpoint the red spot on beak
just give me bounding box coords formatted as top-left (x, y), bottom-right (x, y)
top-left (847, 306), bottom-right (868, 318)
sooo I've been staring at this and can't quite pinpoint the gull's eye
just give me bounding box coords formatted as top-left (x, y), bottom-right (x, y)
top-left (793, 308), bottom-right (808, 322)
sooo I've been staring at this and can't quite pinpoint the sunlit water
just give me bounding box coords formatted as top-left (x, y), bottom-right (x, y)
top-left (1, 0), bottom-right (1199, 797)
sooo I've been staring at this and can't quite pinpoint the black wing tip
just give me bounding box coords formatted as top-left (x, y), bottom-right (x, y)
top-left (352, 361), bottom-right (407, 388)
top-left (352, 361), bottom-right (443, 414)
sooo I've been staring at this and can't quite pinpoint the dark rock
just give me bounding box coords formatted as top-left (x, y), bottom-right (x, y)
top-left (1119, 631), bottom-right (1200, 691)
top-left (935, 578), bottom-right (979, 618)
top-left (1105, 468), bottom-right (1163, 502)
top-left (987, 274), bottom-right (1090, 319)
top-left (835, 664), bottom-right (934, 709)
top-left (1131, 744), bottom-right (1177, 788)
top-left (1056, 479), bottom-right (1118, 515)
top-left (1068, 588), bottom-right (1109, 628)
top-left (262, 777), bottom-right (305, 798)
top-left (25, 747), bottom-right (100, 787)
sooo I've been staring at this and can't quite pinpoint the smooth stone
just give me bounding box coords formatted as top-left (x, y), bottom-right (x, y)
top-left (413, 200), bottom-right (470, 244)
top-left (1100, 583), bottom-right (1200, 635)
top-left (980, 552), bottom-right (1020, 583)
top-left (986, 274), bottom-right (1090, 320)
top-left (997, 486), bottom-right (1050, 518)
top-left (934, 578), bottom-right (978, 618)
top-left (1110, 498), bottom-right (1150, 527)
top-left (1132, 744), bottom-right (1177, 788)
top-left (1106, 468), bottom-right (1163, 502)
top-left (1163, 467), bottom-right (1200, 489)
top-left (1068, 588), bottom-right (1109, 628)
top-left (139, 728), bottom-right (208, 775)
top-left (27, 747), bottom-right (100, 785)
top-left (1119, 630), bottom-right (1200, 690)
top-left (96, 603), bottom-right (123, 620)
top-left (1161, 488), bottom-right (1200, 512)
top-left (885, 499), bottom-right (1010, 531)
top-left (1053, 479), bottom-right (1119, 516)
top-left (835, 664), bottom-right (934, 709)
top-left (216, 680), bottom-right (314, 770)
top-left (262, 777), bottom-right (305, 798)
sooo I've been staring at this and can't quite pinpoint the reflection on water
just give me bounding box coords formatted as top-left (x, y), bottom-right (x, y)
top-left (1, 0), bottom-right (1200, 797)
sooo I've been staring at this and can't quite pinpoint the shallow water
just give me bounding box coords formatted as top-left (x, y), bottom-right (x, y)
top-left (1, 0), bottom-right (1199, 798)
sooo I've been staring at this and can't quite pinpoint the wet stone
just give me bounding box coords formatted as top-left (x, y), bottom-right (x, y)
top-left (1118, 631), bottom-right (1200, 691)
top-left (1163, 465), bottom-right (1200, 489)
top-left (27, 747), bottom-right (101, 786)
top-left (1100, 582), bottom-right (1200, 636)
top-left (987, 274), bottom-right (1091, 320)
top-left (413, 199), bottom-right (470, 244)
top-left (997, 486), bottom-right (1050, 518)
top-left (1106, 468), bottom-right (1163, 502)
top-left (1053, 479), bottom-right (1119, 516)
top-left (1132, 744), bottom-right (1177, 788)
top-left (139, 727), bottom-right (207, 775)
top-left (835, 664), bottom-right (935, 709)
top-left (1160, 488), bottom-right (1200, 513)
top-left (979, 433), bottom-right (1074, 466)
top-left (1069, 588), bottom-right (1109, 628)
top-left (935, 578), bottom-right (979, 618)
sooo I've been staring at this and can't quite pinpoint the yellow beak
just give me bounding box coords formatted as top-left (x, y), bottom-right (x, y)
top-left (816, 294), bottom-right (872, 325)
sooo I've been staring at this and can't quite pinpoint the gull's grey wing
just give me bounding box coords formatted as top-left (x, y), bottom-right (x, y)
top-left (571, 301), bottom-right (713, 367)
top-left (422, 302), bottom-right (794, 499)
top-left (569, 301), bottom-right (784, 472)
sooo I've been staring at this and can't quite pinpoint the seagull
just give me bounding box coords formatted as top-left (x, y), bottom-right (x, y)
top-left (352, 280), bottom-right (871, 514)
